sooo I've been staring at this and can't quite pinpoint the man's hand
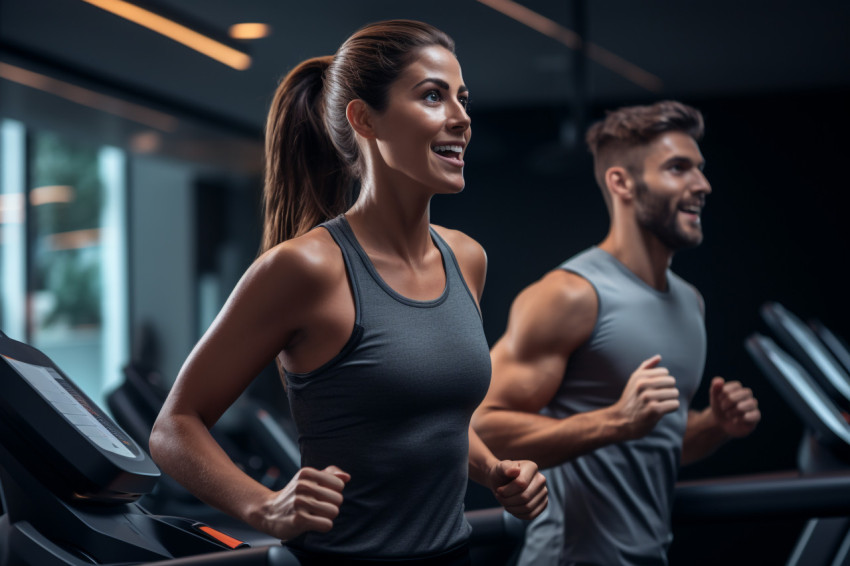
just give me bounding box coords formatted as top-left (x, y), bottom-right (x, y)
top-left (611, 355), bottom-right (681, 440)
top-left (257, 465), bottom-right (350, 540)
top-left (708, 377), bottom-right (760, 437)
top-left (487, 460), bottom-right (548, 520)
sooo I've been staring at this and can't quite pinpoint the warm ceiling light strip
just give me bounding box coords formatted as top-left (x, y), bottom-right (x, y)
top-left (584, 43), bottom-right (663, 93)
top-left (30, 186), bottom-right (76, 206)
top-left (0, 62), bottom-right (179, 131)
top-left (229, 23), bottom-right (271, 40)
top-left (476, 0), bottom-right (663, 92)
top-left (81, 0), bottom-right (251, 70)
top-left (49, 228), bottom-right (101, 251)
top-left (477, 0), bottom-right (582, 49)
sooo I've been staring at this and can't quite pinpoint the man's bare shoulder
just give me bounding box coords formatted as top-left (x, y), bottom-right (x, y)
top-left (506, 269), bottom-right (598, 352)
top-left (521, 269), bottom-right (597, 318)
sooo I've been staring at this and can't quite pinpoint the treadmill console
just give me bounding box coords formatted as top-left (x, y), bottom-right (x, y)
top-left (0, 330), bottom-right (159, 502)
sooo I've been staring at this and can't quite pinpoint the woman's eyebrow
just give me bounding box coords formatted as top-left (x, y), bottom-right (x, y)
top-left (412, 78), bottom-right (468, 94)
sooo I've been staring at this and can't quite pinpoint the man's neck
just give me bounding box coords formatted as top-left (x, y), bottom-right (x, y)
top-left (598, 229), bottom-right (674, 292)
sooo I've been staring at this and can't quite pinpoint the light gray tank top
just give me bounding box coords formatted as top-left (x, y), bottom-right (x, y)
top-left (518, 247), bottom-right (706, 566)
top-left (284, 216), bottom-right (491, 558)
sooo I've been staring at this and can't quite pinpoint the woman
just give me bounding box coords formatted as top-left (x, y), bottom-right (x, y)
top-left (150, 19), bottom-right (547, 565)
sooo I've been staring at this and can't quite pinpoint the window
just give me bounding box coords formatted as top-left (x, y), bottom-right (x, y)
top-left (1, 121), bottom-right (128, 406)
top-left (1, 120), bottom-right (26, 340)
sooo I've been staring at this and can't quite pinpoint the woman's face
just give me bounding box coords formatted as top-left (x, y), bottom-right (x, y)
top-left (369, 45), bottom-right (471, 194)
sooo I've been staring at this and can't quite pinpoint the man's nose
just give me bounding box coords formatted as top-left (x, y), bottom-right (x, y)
top-left (694, 170), bottom-right (712, 194)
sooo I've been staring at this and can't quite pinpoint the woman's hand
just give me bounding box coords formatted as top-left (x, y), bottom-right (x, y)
top-left (486, 460), bottom-right (548, 520)
top-left (255, 465), bottom-right (351, 540)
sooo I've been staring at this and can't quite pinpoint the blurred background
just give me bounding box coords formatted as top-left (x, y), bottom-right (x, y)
top-left (1, 1), bottom-right (848, 563)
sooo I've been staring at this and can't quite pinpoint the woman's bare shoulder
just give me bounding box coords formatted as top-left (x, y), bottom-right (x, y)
top-left (246, 227), bottom-right (345, 304)
top-left (431, 225), bottom-right (486, 268)
top-left (431, 224), bottom-right (487, 300)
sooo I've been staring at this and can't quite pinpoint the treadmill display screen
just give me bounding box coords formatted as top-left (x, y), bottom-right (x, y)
top-left (3, 355), bottom-right (138, 459)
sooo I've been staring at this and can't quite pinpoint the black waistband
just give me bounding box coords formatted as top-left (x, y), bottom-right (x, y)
top-left (287, 541), bottom-right (470, 566)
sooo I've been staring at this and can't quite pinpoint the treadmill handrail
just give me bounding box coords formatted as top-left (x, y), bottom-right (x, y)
top-left (812, 320), bottom-right (850, 378)
top-left (745, 333), bottom-right (850, 447)
top-left (141, 545), bottom-right (299, 565)
top-left (761, 302), bottom-right (850, 406)
top-left (673, 470), bottom-right (850, 523)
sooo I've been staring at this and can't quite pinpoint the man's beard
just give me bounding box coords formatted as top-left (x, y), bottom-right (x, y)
top-left (633, 179), bottom-right (703, 251)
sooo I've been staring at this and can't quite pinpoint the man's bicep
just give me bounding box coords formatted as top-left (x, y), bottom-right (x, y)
top-left (485, 271), bottom-right (597, 413)
top-left (487, 337), bottom-right (568, 414)
top-left (485, 283), bottom-right (580, 412)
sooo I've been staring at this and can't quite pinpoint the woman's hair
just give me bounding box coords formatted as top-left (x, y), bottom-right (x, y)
top-left (261, 20), bottom-right (455, 253)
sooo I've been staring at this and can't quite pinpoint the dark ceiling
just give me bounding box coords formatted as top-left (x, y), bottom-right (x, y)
top-left (2, 0), bottom-right (848, 135)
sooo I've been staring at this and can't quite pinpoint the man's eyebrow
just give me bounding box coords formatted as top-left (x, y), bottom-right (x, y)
top-left (663, 155), bottom-right (706, 170)
top-left (412, 78), bottom-right (468, 94)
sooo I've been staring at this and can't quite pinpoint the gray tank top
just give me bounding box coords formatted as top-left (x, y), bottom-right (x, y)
top-left (518, 247), bottom-right (706, 566)
top-left (284, 215), bottom-right (491, 558)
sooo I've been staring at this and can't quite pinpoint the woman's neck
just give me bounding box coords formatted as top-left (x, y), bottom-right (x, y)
top-left (345, 181), bottom-right (434, 264)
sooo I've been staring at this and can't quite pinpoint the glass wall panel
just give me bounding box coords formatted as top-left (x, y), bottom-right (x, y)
top-left (27, 130), bottom-right (127, 404)
top-left (1, 120), bottom-right (27, 340)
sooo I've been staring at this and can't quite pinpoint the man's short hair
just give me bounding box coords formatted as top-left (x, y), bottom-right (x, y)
top-left (585, 100), bottom-right (704, 211)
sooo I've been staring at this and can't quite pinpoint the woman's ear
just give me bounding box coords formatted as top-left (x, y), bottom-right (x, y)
top-left (346, 99), bottom-right (377, 139)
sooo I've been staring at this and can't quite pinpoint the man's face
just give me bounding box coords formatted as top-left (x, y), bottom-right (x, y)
top-left (632, 131), bottom-right (712, 251)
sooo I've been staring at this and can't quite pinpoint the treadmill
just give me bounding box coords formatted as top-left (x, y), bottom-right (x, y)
top-left (760, 301), bottom-right (850, 414)
top-left (738, 332), bottom-right (850, 565)
top-left (0, 329), bottom-right (298, 566)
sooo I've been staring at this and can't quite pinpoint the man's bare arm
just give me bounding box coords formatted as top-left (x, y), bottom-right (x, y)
top-left (682, 377), bottom-right (760, 465)
top-left (472, 271), bottom-right (680, 469)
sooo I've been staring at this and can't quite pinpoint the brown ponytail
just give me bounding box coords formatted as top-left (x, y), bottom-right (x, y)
top-left (261, 56), bottom-right (352, 253)
top-left (261, 20), bottom-right (455, 253)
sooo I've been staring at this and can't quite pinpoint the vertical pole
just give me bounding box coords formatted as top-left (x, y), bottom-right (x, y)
top-left (571, 0), bottom-right (588, 147)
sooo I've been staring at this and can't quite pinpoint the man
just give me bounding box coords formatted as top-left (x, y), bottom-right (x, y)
top-left (472, 101), bottom-right (761, 566)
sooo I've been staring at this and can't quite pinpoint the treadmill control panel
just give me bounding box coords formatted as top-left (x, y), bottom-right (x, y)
top-left (3, 355), bottom-right (138, 459)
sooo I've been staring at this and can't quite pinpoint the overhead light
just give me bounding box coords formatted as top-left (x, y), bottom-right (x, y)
top-left (0, 62), bottom-right (179, 132)
top-left (229, 23), bottom-right (271, 40)
top-left (129, 131), bottom-right (161, 153)
top-left (80, 0), bottom-right (252, 70)
top-left (49, 228), bottom-right (101, 251)
top-left (30, 186), bottom-right (76, 206)
top-left (477, 0), bottom-right (663, 92)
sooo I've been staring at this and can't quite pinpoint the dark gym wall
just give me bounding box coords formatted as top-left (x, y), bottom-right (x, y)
top-left (432, 88), bottom-right (850, 479)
